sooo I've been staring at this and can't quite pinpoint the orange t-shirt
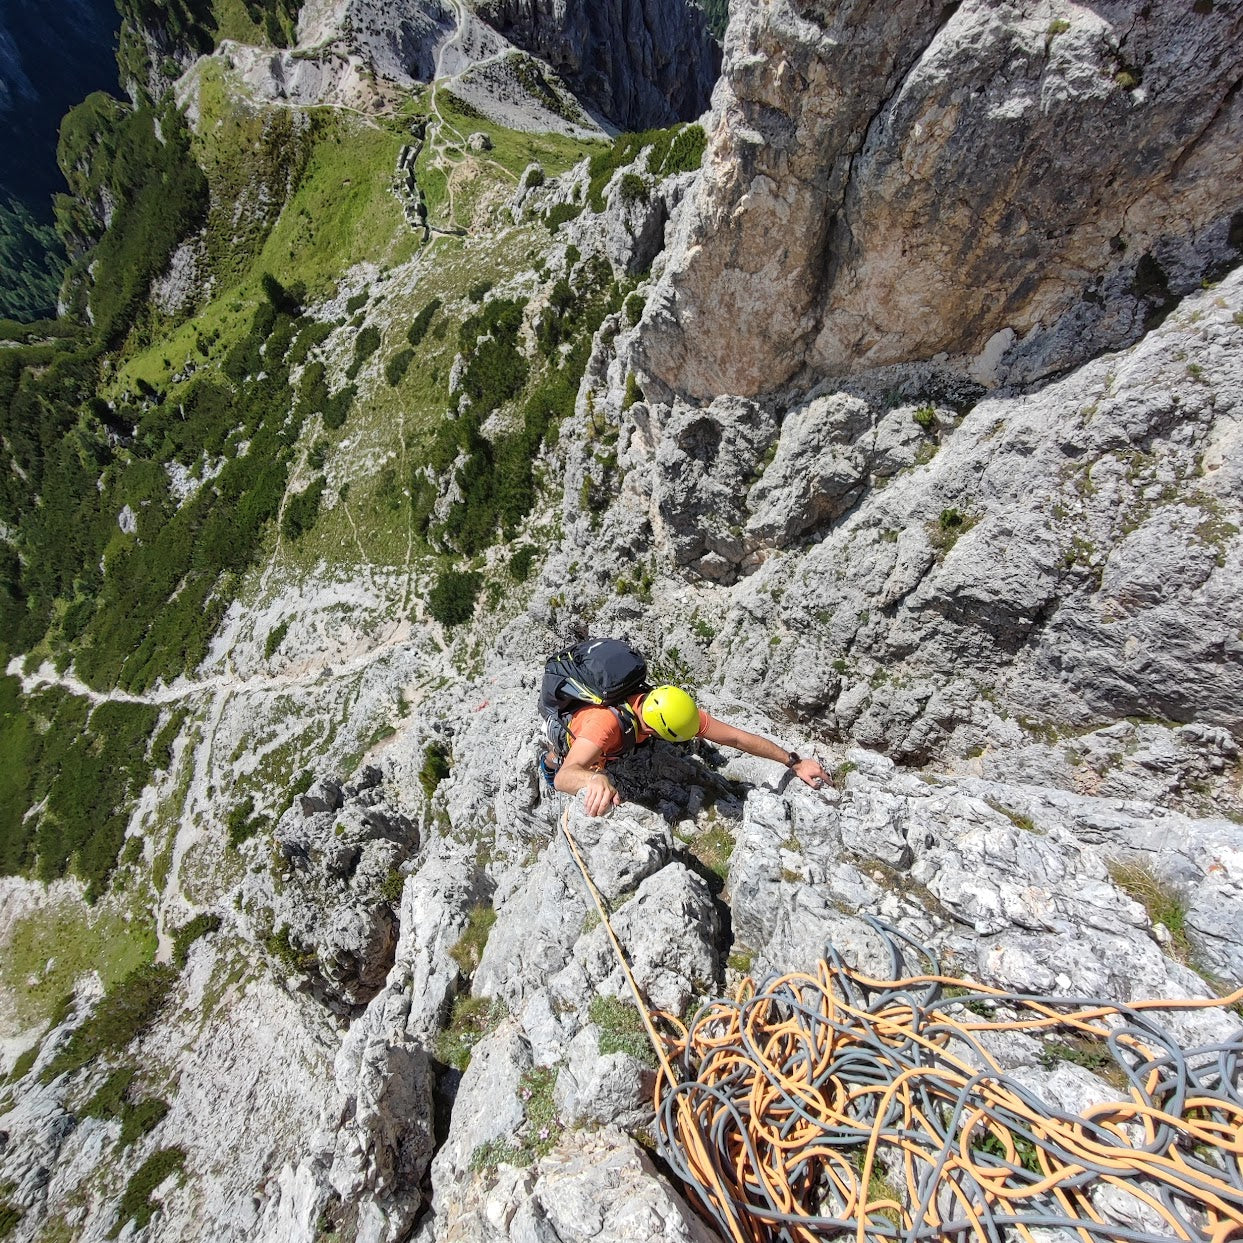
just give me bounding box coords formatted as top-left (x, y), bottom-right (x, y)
top-left (568, 693), bottom-right (712, 764)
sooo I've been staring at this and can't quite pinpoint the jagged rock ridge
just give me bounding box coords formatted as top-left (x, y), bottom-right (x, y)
top-left (197, 0), bottom-right (720, 131)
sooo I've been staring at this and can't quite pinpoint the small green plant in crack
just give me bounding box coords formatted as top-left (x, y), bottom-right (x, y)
top-left (468, 1136), bottom-right (522, 1175)
top-left (517, 1066), bottom-right (562, 1159)
top-left (727, 946), bottom-right (755, 975)
top-left (691, 614), bottom-right (717, 642)
top-left (1189, 495), bottom-right (1239, 568)
top-left (379, 868), bottom-right (405, 908)
top-left (858, 1164), bottom-right (904, 1226)
top-left (972, 1125), bottom-right (1042, 1175)
top-left (449, 903), bottom-right (497, 975)
top-left (680, 819), bottom-right (735, 884)
top-left (581, 886), bottom-right (637, 935)
top-left (419, 741), bottom-right (451, 800)
top-left (985, 798), bottom-right (1041, 835)
top-left (938, 984), bottom-right (997, 1018)
top-left (468, 1067), bottom-right (564, 1174)
top-left (928, 506), bottom-right (977, 556)
top-left (1063, 535), bottom-right (1096, 570)
top-left (434, 995), bottom-right (506, 1071)
top-left (1038, 1035), bottom-right (1130, 1091)
top-left (847, 852), bottom-right (947, 920)
top-left (265, 924), bottom-right (319, 975)
top-left (622, 370), bottom-right (642, 411)
top-left (912, 404), bottom-right (938, 432)
top-left (589, 995), bottom-right (657, 1066)
top-left (833, 759), bottom-right (858, 785)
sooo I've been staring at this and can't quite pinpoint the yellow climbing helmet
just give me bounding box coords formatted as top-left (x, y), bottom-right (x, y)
top-left (641, 685), bottom-right (700, 743)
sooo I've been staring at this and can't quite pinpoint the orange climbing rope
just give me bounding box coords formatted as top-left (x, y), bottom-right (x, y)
top-left (655, 933), bottom-right (1243, 1243)
top-left (558, 808), bottom-right (1243, 1243)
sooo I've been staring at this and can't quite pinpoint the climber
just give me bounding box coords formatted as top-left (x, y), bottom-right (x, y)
top-left (539, 638), bottom-right (831, 816)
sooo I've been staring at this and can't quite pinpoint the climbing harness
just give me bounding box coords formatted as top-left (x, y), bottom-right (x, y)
top-left (559, 806), bottom-right (1243, 1243)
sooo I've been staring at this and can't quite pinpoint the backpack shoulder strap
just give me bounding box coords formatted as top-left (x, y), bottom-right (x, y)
top-left (563, 697), bottom-right (645, 761)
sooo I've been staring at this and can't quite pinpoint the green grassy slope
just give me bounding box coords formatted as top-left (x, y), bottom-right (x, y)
top-left (0, 34), bottom-right (648, 953)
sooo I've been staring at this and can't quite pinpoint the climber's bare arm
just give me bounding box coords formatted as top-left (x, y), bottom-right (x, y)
top-left (701, 718), bottom-right (830, 789)
top-left (554, 737), bottom-right (621, 815)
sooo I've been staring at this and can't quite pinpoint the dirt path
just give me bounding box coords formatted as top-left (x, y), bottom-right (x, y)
top-left (5, 614), bottom-right (417, 710)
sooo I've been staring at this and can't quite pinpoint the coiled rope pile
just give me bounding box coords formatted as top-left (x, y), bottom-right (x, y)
top-left (558, 808), bottom-right (1243, 1243)
top-left (656, 922), bottom-right (1243, 1243)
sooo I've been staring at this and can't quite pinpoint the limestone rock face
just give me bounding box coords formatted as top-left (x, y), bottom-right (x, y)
top-left (435, 1128), bottom-right (722, 1243)
top-left (639, 0), bottom-right (1243, 399)
top-left (727, 749), bottom-right (1240, 1049)
top-left (471, 0), bottom-right (720, 129)
top-left (592, 270), bottom-right (1243, 777)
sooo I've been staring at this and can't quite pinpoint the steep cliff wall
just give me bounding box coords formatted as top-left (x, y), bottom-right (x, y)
top-left (638, 0), bottom-right (1243, 399)
top-left (472, 0), bottom-right (721, 129)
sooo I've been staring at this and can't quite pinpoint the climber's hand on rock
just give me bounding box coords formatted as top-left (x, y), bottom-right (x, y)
top-left (583, 773), bottom-right (620, 817)
top-left (794, 757), bottom-right (832, 790)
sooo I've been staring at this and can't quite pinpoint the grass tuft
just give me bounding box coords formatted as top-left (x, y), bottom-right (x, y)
top-left (1107, 860), bottom-right (1193, 962)
top-left (589, 995), bottom-right (657, 1066)
top-left (434, 994), bottom-right (505, 1071)
top-left (449, 903), bottom-right (497, 976)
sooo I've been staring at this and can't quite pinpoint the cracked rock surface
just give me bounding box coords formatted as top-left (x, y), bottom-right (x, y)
top-left (638, 0), bottom-right (1243, 399)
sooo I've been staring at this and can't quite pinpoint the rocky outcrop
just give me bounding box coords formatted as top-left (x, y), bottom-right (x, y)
top-left (472, 0), bottom-right (720, 130)
top-left (295, 0), bottom-right (463, 83)
top-left (728, 748), bottom-right (1241, 1048)
top-left (241, 769), bottom-right (421, 1008)
top-left (638, 0), bottom-right (1243, 400)
top-left (434, 1128), bottom-right (722, 1243)
top-left (576, 268), bottom-right (1243, 782)
top-left (512, 148), bottom-right (694, 278)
